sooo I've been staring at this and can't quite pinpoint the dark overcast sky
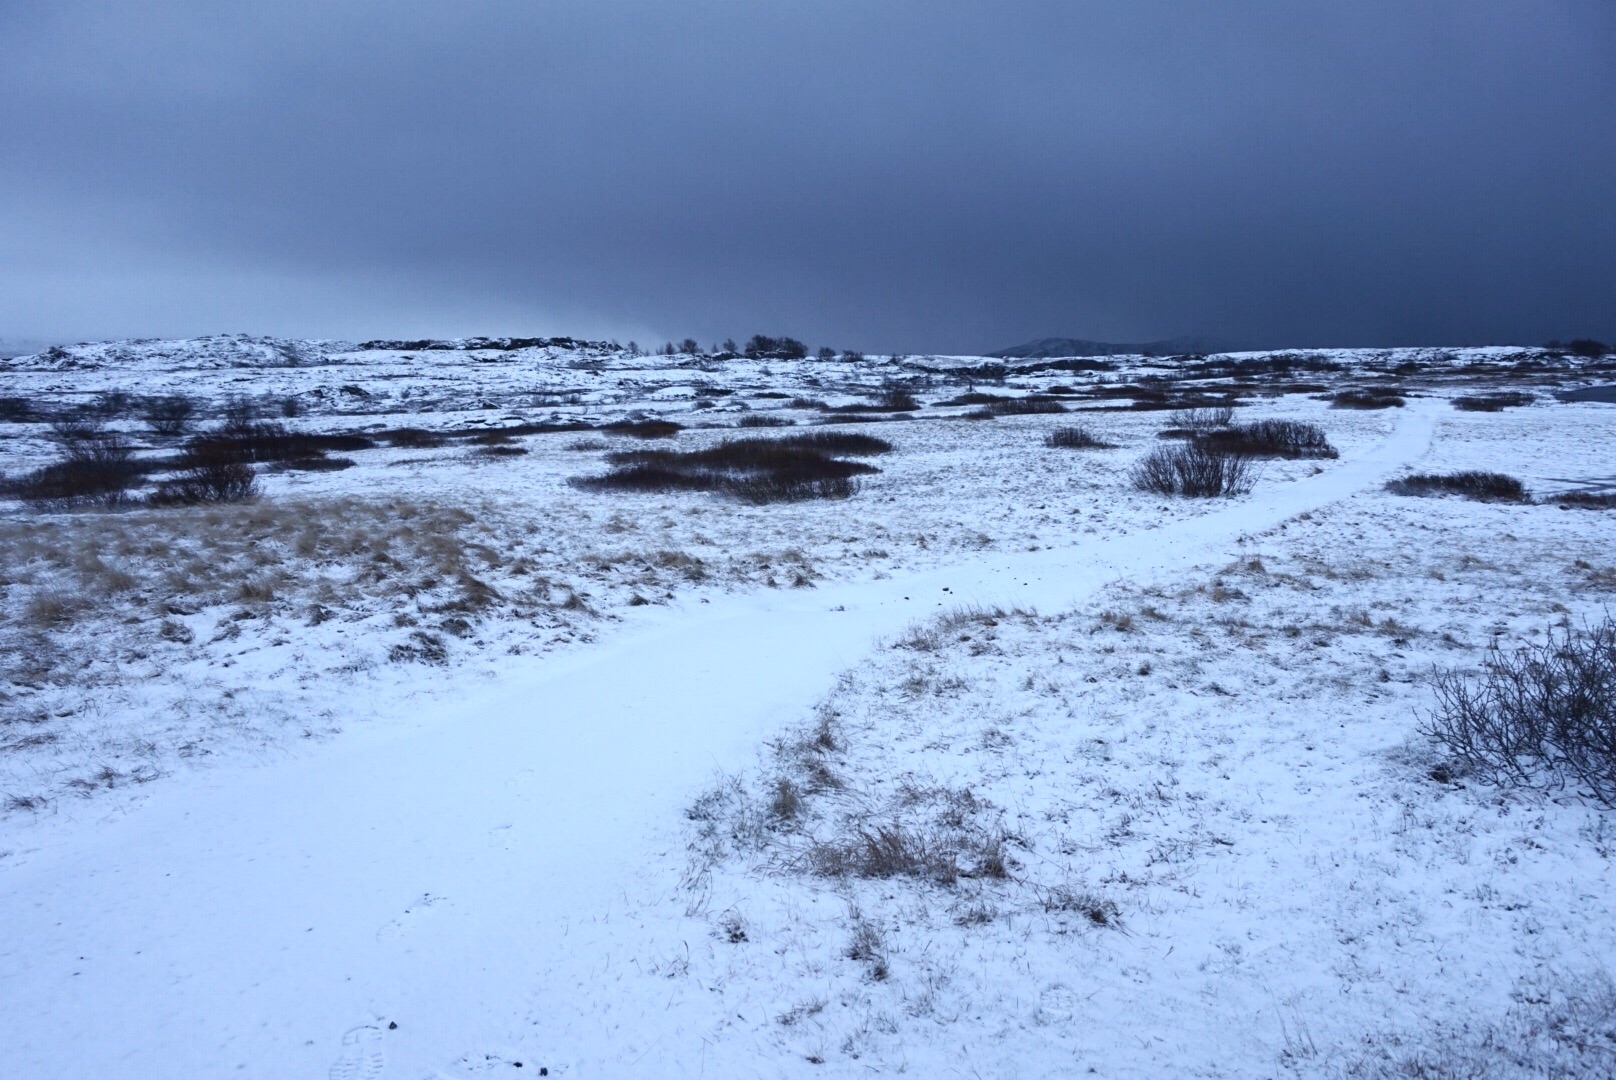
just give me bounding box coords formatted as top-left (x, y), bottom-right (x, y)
top-left (3, 2), bottom-right (1612, 353)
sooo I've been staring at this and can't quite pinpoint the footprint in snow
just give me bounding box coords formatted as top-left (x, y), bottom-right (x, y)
top-left (329, 1024), bottom-right (385, 1080)
top-left (1034, 983), bottom-right (1081, 1025)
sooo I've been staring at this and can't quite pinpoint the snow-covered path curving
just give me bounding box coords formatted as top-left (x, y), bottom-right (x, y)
top-left (0, 404), bottom-right (1435, 1079)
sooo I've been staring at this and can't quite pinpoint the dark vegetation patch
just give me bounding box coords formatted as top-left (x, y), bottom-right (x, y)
top-left (774, 431), bottom-right (893, 455)
top-left (382, 427), bottom-right (448, 448)
top-left (4, 433), bottom-right (144, 508)
top-left (183, 424), bottom-right (375, 465)
top-left (737, 414), bottom-right (793, 427)
top-left (1180, 352), bottom-right (1344, 378)
top-left (602, 418), bottom-right (683, 439)
top-left (1199, 419), bottom-right (1338, 459)
top-left (820, 389), bottom-right (920, 414)
top-left (1385, 471), bottom-right (1529, 502)
top-left (141, 395), bottom-right (196, 435)
top-left (1553, 491), bottom-right (1616, 510)
top-left (937, 391), bottom-right (1009, 407)
top-left (0, 396), bottom-right (36, 422)
top-left (1131, 442), bottom-right (1254, 497)
top-left (982, 394), bottom-right (1067, 416)
top-left (1330, 388), bottom-right (1407, 409)
top-left (947, 393), bottom-right (1070, 417)
top-left (148, 462), bottom-right (260, 505)
top-left (573, 435), bottom-right (884, 503)
top-left (1452, 392), bottom-right (1533, 412)
top-left (1045, 425), bottom-right (1116, 449)
top-left (473, 445), bottom-right (528, 457)
top-left (276, 456), bottom-right (356, 472)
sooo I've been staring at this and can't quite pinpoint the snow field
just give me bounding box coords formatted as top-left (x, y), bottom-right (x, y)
top-left (0, 338), bottom-right (1612, 1077)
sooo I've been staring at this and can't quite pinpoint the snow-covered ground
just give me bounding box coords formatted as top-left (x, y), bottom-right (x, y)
top-left (0, 337), bottom-right (1613, 1077)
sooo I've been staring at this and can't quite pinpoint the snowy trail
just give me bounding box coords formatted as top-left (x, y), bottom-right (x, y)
top-left (0, 405), bottom-right (1435, 1079)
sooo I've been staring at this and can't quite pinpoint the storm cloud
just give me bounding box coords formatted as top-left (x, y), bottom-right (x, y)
top-left (3, 1), bottom-right (1612, 352)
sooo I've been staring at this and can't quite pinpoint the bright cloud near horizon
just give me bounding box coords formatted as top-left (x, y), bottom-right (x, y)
top-left (2, 1), bottom-right (1612, 353)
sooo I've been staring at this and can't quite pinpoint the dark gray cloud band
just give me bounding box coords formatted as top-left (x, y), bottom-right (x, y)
top-left (3, 1), bottom-right (1613, 351)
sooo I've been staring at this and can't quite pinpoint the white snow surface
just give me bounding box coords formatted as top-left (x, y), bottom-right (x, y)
top-left (1, 339), bottom-right (1614, 1077)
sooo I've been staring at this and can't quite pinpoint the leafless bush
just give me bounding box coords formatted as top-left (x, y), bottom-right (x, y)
top-left (148, 460), bottom-right (259, 505)
top-left (1170, 405), bottom-right (1234, 432)
top-left (1200, 419), bottom-right (1338, 459)
top-left (382, 427), bottom-right (448, 448)
top-left (1045, 425), bottom-right (1116, 449)
top-left (49, 411), bottom-right (105, 441)
top-left (574, 436), bottom-right (880, 503)
top-left (986, 394), bottom-right (1068, 415)
top-left (737, 414), bottom-right (793, 427)
top-left (1553, 491), bottom-right (1616, 510)
top-left (774, 431), bottom-right (892, 455)
top-left (1453, 392), bottom-right (1533, 412)
top-left (141, 395), bottom-right (195, 436)
top-left (181, 424), bottom-right (373, 466)
top-left (9, 434), bottom-right (142, 508)
top-left (1132, 441), bottom-right (1255, 497)
top-left (1330, 388), bottom-right (1406, 409)
top-left (0, 396), bottom-right (35, 422)
top-left (602, 418), bottom-right (682, 439)
top-left (1385, 471), bottom-right (1529, 502)
top-left (1423, 618), bottom-right (1616, 805)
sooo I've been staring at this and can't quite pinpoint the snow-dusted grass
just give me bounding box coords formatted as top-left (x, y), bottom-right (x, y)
top-left (1, 336), bottom-right (1614, 1077)
top-left (671, 480), bottom-right (1616, 1076)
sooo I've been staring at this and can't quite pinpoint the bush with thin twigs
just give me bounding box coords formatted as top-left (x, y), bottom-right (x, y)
top-left (1422, 618), bottom-right (1616, 806)
top-left (1170, 405), bottom-right (1234, 432)
top-left (0, 396), bottom-right (35, 422)
top-left (8, 433), bottom-right (143, 508)
top-left (1131, 441), bottom-right (1255, 497)
top-left (1199, 419), bottom-right (1337, 459)
top-left (148, 460), bottom-right (259, 505)
top-left (141, 395), bottom-right (195, 436)
top-left (1453, 392), bottom-right (1533, 412)
top-left (1385, 471), bottom-right (1529, 502)
top-left (737, 414), bottom-right (793, 428)
top-left (49, 412), bottom-right (105, 441)
top-left (1045, 425), bottom-right (1116, 449)
top-left (1330, 388), bottom-right (1406, 409)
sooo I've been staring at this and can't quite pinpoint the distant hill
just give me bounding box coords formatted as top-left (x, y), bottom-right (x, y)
top-left (989, 335), bottom-right (1242, 359)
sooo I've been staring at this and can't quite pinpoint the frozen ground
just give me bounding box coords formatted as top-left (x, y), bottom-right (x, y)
top-left (0, 337), bottom-right (1613, 1077)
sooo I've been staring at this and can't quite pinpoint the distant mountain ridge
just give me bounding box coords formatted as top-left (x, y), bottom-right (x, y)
top-left (990, 335), bottom-right (1241, 359)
